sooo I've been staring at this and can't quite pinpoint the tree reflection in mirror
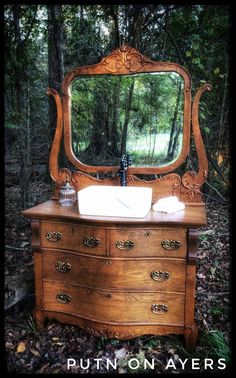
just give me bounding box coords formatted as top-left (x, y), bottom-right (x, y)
top-left (71, 72), bottom-right (184, 167)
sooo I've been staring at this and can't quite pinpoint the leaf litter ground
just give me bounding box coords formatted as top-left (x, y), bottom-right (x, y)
top-left (5, 183), bottom-right (231, 373)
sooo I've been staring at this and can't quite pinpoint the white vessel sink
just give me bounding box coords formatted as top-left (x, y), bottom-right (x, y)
top-left (78, 185), bottom-right (152, 218)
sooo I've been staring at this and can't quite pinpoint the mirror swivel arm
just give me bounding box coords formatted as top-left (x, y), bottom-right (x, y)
top-left (47, 88), bottom-right (72, 197)
top-left (182, 83), bottom-right (212, 189)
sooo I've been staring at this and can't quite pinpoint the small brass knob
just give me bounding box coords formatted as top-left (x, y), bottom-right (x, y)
top-left (115, 240), bottom-right (134, 250)
top-left (46, 231), bottom-right (62, 242)
top-left (150, 271), bottom-right (170, 281)
top-left (161, 239), bottom-right (180, 250)
top-left (151, 304), bottom-right (168, 314)
top-left (56, 292), bottom-right (71, 304)
top-left (83, 236), bottom-right (100, 248)
top-left (55, 261), bottom-right (71, 273)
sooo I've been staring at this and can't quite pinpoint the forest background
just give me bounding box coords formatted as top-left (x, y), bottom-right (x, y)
top-left (4, 4), bottom-right (231, 374)
top-left (5, 4), bottom-right (230, 206)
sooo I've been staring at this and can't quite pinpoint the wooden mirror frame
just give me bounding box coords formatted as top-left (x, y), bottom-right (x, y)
top-left (48, 45), bottom-right (211, 204)
top-left (62, 45), bottom-right (190, 174)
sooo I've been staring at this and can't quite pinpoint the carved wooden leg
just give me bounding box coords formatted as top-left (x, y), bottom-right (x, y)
top-left (184, 324), bottom-right (198, 349)
top-left (33, 307), bottom-right (46, 329)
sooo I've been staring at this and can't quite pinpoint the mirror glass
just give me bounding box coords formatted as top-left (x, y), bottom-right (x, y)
top-left (71, 72), bottom-right (184, 167)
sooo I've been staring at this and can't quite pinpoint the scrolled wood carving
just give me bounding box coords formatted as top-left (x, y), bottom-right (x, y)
top-left (181, 83), bottom-right (212, 203)
top-left (47, 88), bottom-right (74, 198)
top-left (72, 171), bottom-right (120, 192)
top-left (102, 44), bottom-right (152, 73)
top-left (85, 326), bottom-right (136, 339)
top-left (127, 173), bottom-right (181, 202)
top-left (47, 88), bottom-right (71, 184)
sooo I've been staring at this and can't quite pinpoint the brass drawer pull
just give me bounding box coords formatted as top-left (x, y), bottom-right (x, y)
top-left (55, 261), bottom-right (71, 273)
top-left (56, 292), bottom-right (71, 304)
top-left (161, 239), bottom-right (180, 250)
top-left (150, 271), bottom-right (170, 281)
top-left (151, 304), bottom-right (168, 314)
top-left (115, 240), bottom-right (134, 250)
top-left (83, 236), bottom-right (100, 248)
top-left (46, 231), bottom-right (62, 242)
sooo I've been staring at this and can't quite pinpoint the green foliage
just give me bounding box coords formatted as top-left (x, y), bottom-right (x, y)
top-left (200, 330), bottom-right (231, 365)
top-left (5, 122), bottom-right (19, 130)
top-left (96, 337), bottom-right (106, 350)
top-left (4, 4), bottom-right (49, 157)
top-left (209, 305), bottom-right (225, 316)
top-left (179, 330), bottom-right (231, 366)
top-left (4, 4), bottom-right (230, 201)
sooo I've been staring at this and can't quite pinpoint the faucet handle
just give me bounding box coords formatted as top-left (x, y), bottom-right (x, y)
top-left (126, 154), bottom-right (132, 167)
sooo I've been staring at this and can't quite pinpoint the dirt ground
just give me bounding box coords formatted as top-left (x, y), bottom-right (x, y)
top-left (5, 182), bottom-right (231, 374)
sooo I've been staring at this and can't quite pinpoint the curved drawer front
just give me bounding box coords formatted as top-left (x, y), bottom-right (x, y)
top-left (43, 251), bottom-right (186, 292)
top-left (43, 251), bottom-right (186, 293)
top-left (109, 228), bottom-right (187, 258)
top-left (40, 222), bottom-right (106, 255)
top-left (43, 282), bottom-right (185, 325)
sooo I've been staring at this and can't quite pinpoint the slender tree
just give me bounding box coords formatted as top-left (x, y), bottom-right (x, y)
top-left (47, 4), bottom-right (64, 141)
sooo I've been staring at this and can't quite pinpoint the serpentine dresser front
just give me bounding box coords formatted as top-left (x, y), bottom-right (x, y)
top-left (22, 200), bottom-right (206, 348)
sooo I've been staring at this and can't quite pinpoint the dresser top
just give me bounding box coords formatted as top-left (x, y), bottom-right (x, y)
top-left (22, 200), bottom-right (206, 228)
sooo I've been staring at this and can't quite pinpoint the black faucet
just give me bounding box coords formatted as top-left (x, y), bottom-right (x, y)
top-left (118, 154), bottom-right (132, 186)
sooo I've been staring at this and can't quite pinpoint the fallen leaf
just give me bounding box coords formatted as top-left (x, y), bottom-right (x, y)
top-left (118, 367), bottom-right (127, 373)
top-left (197, 273), bottom-right (206, 279)
top-left (198, 253), bottom-right (206, 260)
top-left (16, 341), bottom-right (26, 353)
top-left (5, 342), bottom-right (15, 350)
top-left (117, 358), bottom-right (128, 368)
top-left (38, 363), bottom-right (50, 373)
top-left (52, 368), bottom-right (61, 373)
top-left (114, 347), bottom-right (128, 360)
top-left (173, 354), bottom-right (179, 362)
top-left (30, 348), bottom-right (40, 357)
top-left (21, 241), bottom-right (29, 248)
top-left (203, 318), bottom-right (209, 330)
top-left (200, 230), bottom-right (215, 235)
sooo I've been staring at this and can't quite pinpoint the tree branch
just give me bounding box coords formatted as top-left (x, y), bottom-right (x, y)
top-left (22, 6), bottom-right (38, 45)
top-left (167, 29), bottom-right (184, 65)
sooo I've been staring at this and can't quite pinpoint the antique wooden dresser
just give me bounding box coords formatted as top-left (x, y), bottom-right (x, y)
top-left (22, 45), bottom-right (211, 348)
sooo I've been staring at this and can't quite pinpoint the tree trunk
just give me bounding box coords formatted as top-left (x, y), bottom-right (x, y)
top-left (109, 78), bottom-right (120, 158)
top-left (167, 84), bottom-right (182, 160)
top-left (12, 4), bottom-right (30, 207)
top-left (121, 81), bottom-right (134, 156)
top-left (47, 5), bottom-right (64, 180)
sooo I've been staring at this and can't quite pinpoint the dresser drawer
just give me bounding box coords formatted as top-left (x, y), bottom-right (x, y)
top-left (40, 222), bottom-right (106, 255)
top-left (43, 282), bottom-right (185, 325)
top-left (109, 228), bottom-right (187, 258)
top-left (42, 251), bottom-right (186, 292)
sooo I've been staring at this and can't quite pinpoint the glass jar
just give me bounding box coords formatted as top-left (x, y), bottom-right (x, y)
top-left (59, 181), bottom-right (76, 207)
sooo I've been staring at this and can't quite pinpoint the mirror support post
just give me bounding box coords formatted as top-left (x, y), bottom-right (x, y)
top-left (47, 88), bottom-right (72, 198)
top-left (181, 84), bottom-right (212, 203)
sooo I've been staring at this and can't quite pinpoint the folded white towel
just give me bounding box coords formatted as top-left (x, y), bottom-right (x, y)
top-left (152, 196), bottom-right (185, 214)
